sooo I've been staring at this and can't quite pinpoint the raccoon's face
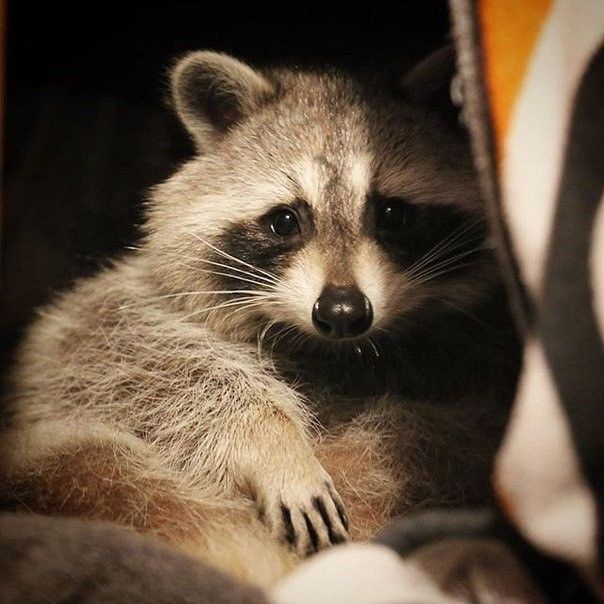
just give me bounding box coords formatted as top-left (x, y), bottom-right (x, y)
top-left (145, 51), bottom-right (496, 347)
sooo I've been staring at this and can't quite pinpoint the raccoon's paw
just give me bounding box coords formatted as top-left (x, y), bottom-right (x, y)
top-left (257, 469), bottom-right (349, 558)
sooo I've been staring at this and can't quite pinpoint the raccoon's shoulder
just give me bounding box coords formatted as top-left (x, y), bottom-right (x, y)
top-left (14, 256), bottom-right (148, 359)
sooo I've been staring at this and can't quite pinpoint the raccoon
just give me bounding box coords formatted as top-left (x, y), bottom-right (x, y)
top-left (0, 49), bottom-right (520, 586)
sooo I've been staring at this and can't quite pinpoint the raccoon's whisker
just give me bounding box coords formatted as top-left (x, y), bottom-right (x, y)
top-left (196, 258), bottom-right (279, 286)
top-left (406, 260), bottom-right (482, 289)
top-left (405, 245), bottom-right (486, 287)
top-left (388, 311), bottom-right (422, 333)
top-left (186, 297), bottom-right (262, 315)
top-left (405, 233), bottom-right (485, 283)
top-left (434, 297), bottom-right (493, 331)
top-left (169, 252), bottom-right (279, 283)
top-left (174, 296), bottom-right (270, 324)
top-left (118, 289), bottom-right (273, 310)
top-left (257, 320), bottom-right (278, 358)
top-left (418, 243), bottom-right (486, 276)
top-left (271, 324), bottom-right (302, 356)
top-left (188, 232), bottom-right (280, 283)
top-left (367, 337), bottom-right (380, 359)
top-left (416, 218), bottom-right (484, 265)
top-left (268, 317), bottom-right (314, 355)
top-left (217, 299), bottom-right (273, 320)
top-left (406, 233), bottom-right (485, 281)
top-left (204, 301), bottom-right (270, 333)
top-left (170, 260), bottom-right (277, 291)
top-left (174, 261), bottom-right (204, 273)
top-left (409, 251), bottom-right (483, 284)
top-left (195, 267), bottom-right (277, 290)
top-left (258, 317), bottom-right (292, 357)
top-left (405, 219), bottom-right (484, 279)
top-left (213, 298), bottom-right (286, 335)
top-left (407, 265), bottom-right (477, 290)
top-left (271, 323), bottom-right (297, 347)
top-left (290, 330), bottom-right (311, 354)
top-left (170, 254), bottom-right (279, 287)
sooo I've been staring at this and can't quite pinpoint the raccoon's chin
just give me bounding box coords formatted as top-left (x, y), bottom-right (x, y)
top-left (256, 319), bottom-right (378, 357)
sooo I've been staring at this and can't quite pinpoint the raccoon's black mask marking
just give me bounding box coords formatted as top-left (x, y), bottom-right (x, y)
top-left (214, 200), bottom-right (315, 294)
top-left (366, 194), bottom-right (489, 279)
top-left (214, 223), bottom-right (295, 290)
top-left (214, 196), bottom-right (488, 309)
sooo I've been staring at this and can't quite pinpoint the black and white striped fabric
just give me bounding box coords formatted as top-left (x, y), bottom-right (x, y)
top-left (451, 0), bottom-right (604, 594)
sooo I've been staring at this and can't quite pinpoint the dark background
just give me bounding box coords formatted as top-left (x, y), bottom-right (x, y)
top-left (1, 1), bottom-right (450, 362)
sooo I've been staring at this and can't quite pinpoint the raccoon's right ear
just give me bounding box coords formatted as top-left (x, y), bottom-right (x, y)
top-left (170, 51), bottom-right (276, 151)
top-left (400, 46), bottom-right (462, 125)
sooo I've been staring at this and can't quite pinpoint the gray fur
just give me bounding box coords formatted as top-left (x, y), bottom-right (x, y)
top-left (0, 513), bottom-right (268, 603)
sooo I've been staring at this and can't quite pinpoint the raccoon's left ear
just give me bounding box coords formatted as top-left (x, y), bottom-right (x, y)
top-left (400, 46), bottom-right (463, 123)
top-left (170, 51), bottom-right (276, 152)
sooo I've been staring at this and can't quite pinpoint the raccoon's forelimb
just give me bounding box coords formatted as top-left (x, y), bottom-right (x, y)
top-left (235, 404), bottom-right (349, 556)
top-left (9, 267), bottom-right (349, 556)
top-left (0, 420), bottom-right (298, 586)
top-left (0, 421), bottom-right (227, 541)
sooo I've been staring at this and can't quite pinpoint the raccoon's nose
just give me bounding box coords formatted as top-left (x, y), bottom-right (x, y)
top-left (312, 285), bottom-right (373, 339)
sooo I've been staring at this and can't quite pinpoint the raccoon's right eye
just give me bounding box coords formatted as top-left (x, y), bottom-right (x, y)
top-left (376, 199), bottom-right (412, 233)
top-left (374, 196), bottom-right (420, 240)
top-left (269, 208), bottom-right (300, 238)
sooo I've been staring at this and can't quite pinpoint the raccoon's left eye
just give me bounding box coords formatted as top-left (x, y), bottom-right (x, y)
top-left (376, 199), bottom-right (415, 233)
top-left (269, 209), bottom-right (300, 238)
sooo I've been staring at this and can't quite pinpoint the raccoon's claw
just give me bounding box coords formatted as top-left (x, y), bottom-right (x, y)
top-left (261, 478), bottom-right (349, 557)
